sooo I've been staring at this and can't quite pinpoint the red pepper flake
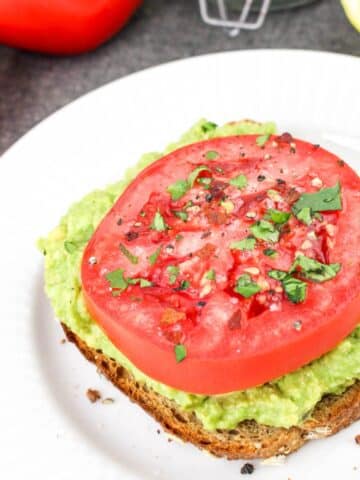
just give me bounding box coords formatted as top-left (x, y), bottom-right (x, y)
top-left (204, 206), bottom-right (227, 225)
top-left (285, 187), bottom-right (301, 205)
top-left (228, 310), bottom-right (242, 330)
top-left (355, 435), bottom-right (360, 445)
top-left (160, 308), bottom-right (186, 325)
top-left (125, 231), bottom-right (139, 241)
top-left (209, 180), bottom-right (228, 200)
top-left (195, 243), bottom-right (216, 260)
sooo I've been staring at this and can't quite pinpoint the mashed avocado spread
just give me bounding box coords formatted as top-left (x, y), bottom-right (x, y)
top-left (38, 119), bottom-right (360, 430)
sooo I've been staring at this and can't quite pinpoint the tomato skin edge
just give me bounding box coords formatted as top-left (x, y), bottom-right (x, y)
top-left (82, 282), bottom-right (360, 395)
top-left (80, 134), bottom-right (360, 395)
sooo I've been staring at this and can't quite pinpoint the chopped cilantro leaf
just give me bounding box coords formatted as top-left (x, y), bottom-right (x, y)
top-left (250, 220), bottom-right (279, 243)
top-left (263, 248), bottom-right (277, 258)
top-left (290, 255), bottom-right (341, 282)
top-left (167, 166), bottom-right (211, 200)
top-left (167, 179), bottom-right (189, 201)
top-left (205, 269), bottom-right (216, 280)
top-left (230, 237), bottom-right (256, 251)
top-left (205, 150), bottom-right (219, 160)
top-left (296, 207), bottom-right (312, 225)
top-left (268, 269), bottom-right (288, 281)
top-left (173, 210), bottom-right (188, 222)
top-left (234, 274), bottom-right (261, 298)
top-left (127, 277), bottom-right (153, 288)
top-left (229, 174), bottom-right (248, 190)
top-left (149, 247), bottom-right (161, 266)
top-left (150, 211), bottom-right (168, 231)
top-left (64, 240), bottom-right (78, 254)
top-left (188, 165), bottom-right (211, 187)
top-left (119, 243), bottom-right (139, 265)
top-left (201, 121), bottom-right (217, 133)
top-left (106, 269), bottom-right (128, 291)
top-left (256, 133), bottom-right (271, 147)
top-left (197, 177), bottom-right (212, 188)
top-left (282, 277), bottom-right (307, 303)
top-left (266, 208), bottom-right (291, 224)
top-left (174, 344), bottom-right (187, 362)
top-left (175, 280), bottom-right (190, 291)
top-left (268, 270), bottom-right (307, 303)
top-left (167, 265), bottom-right (180, 285)
top-left (292, 182), bottom-right (342, 215)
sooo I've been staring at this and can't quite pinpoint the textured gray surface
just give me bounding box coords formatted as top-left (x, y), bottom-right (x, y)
top-left (0, 0), bottom-right (359, 155)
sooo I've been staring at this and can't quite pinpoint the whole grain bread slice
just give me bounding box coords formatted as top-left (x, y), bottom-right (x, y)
top-left (62, 323), bottom-right (360, 459)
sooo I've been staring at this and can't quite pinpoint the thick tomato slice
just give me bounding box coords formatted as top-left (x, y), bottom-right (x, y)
top-left (82, 134), bottom-right (360, 394)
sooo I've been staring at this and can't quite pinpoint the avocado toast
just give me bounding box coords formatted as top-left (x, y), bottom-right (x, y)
top-left (39, 119), bottom-right (360, 459)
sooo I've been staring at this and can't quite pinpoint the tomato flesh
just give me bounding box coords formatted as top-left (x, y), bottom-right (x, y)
top-left (82, 135), bottom-right (360, 394)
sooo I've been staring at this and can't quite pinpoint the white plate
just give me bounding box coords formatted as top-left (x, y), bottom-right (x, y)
top-left (1, 50), bottom-right (360, 480)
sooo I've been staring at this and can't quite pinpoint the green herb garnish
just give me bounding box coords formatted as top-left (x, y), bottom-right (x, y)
top-left (167, 166), bottom-right (211, 200)
top-left (201, 121), bottom-right (217, 133)
top-left (205, 269), bottom-right (216, 280)
top-left (167, 265), bottom-right (180, 285)
top-left (176, 280), bottom-right (190, 291)
top-left (234, 274), bottom-right (261, 298)
top-left (205, 150), bottom-right (219, 160)
top-left (290, 255), bottom-right (341, 283)
top-left (256, 133), bottom-right (271, 147)
top-left (268, 270), bottom-right (307, 303)
top-left (150, 211), bottom-right (168, 231)
top-left (230, 237), bottom-right (256, 251)
top-left (197, 177), bottom-right (212, 188)
top-left (173, 210), bottom-right (188, 222)
top-left (174, 344), bottom-right (187, 362)
top-left (268, 270), bottom-right (288, 281)
top-left (188, 165), bottom-right (211, 187)
top-left (149, 247), bottom-right (161, 266)
top-left (229, 174), bottom-right (248, 190)
top-left (282, 277), bottom-right (307, 303)
top-left (296, 207), bottom-right (312, 225)
top-left (106, 269), bottom-right (128, 291)
top-left (64, 241), bottom-right (78, 254)
top-left (167, 179), bottom-right (189, 201)
top-left (128, 278), bottom-right (153, 288)
top-left (119, 243), bottom-right (139, 265)
top-left (292, 182), bottom-right (342, 215)
top-left (265, 208), bottom-right (291, 225)
top-left (250, 220), bottom-right (279, 243)
top-left (263, 248), bottom-right (277, 258)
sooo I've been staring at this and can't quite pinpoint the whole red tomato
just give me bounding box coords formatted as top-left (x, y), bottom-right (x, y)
top-left (0, 0), bottom-right (143, 55)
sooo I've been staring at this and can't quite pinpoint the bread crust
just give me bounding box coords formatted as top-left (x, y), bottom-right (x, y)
top-left (62, 323), bottom-right (360, 459)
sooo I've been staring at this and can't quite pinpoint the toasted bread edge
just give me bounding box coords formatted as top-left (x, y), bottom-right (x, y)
top-left (62, 323), bottom-right (360, 459)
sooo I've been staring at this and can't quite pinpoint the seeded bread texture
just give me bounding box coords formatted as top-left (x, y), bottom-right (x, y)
top-left (63, 323), bottom-right (360, 459)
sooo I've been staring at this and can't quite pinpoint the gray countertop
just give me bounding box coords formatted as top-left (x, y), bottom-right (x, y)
top-left (0, 0), bottom-right (359, 155)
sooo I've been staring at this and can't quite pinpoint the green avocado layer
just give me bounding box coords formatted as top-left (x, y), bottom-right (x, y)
top-left (38, 119), bottom-right (360, 431)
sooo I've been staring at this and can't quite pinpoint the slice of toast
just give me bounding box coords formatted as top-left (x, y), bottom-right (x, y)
top-left (62, 323), bottom-right (360, 459)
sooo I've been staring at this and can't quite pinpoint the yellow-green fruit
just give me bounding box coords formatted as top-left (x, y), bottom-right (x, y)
top-left (341, 0), bottom-right (360, 32)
